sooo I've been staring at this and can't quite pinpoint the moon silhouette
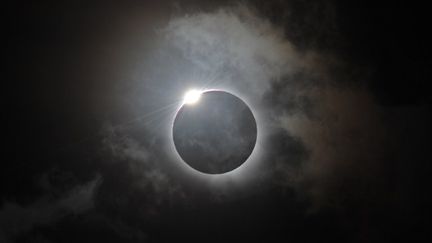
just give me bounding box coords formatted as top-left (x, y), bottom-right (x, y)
top-left (173, 90), bottom-right (257, 174)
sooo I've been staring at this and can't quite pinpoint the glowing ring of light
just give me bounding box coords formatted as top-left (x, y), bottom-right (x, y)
top-left (170, 88), bottom-right (262, 178)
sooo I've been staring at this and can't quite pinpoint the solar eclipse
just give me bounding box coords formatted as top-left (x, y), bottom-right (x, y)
top-left (173, 90), bottom-right (257, 174)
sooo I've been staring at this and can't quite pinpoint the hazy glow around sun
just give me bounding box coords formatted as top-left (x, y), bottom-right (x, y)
top-left (183, 89), bottom-right (202, 105)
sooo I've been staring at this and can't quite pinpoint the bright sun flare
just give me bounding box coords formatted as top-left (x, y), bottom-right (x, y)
top-left (183, 89), bottom-right (202, 105)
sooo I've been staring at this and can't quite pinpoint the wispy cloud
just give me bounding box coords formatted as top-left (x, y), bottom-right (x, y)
top-left (0, 175), bottom-right (102, 240)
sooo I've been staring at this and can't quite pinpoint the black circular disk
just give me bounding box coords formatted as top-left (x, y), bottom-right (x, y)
top-left (173, 90), bottom-right (257, 174)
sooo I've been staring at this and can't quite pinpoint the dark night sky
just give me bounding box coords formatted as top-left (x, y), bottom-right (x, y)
top-left (3, 1), bottom-right (431, 242)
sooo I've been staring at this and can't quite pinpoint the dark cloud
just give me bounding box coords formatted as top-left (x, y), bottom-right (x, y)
top-left (0, 175), bottom-right (101, 241)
